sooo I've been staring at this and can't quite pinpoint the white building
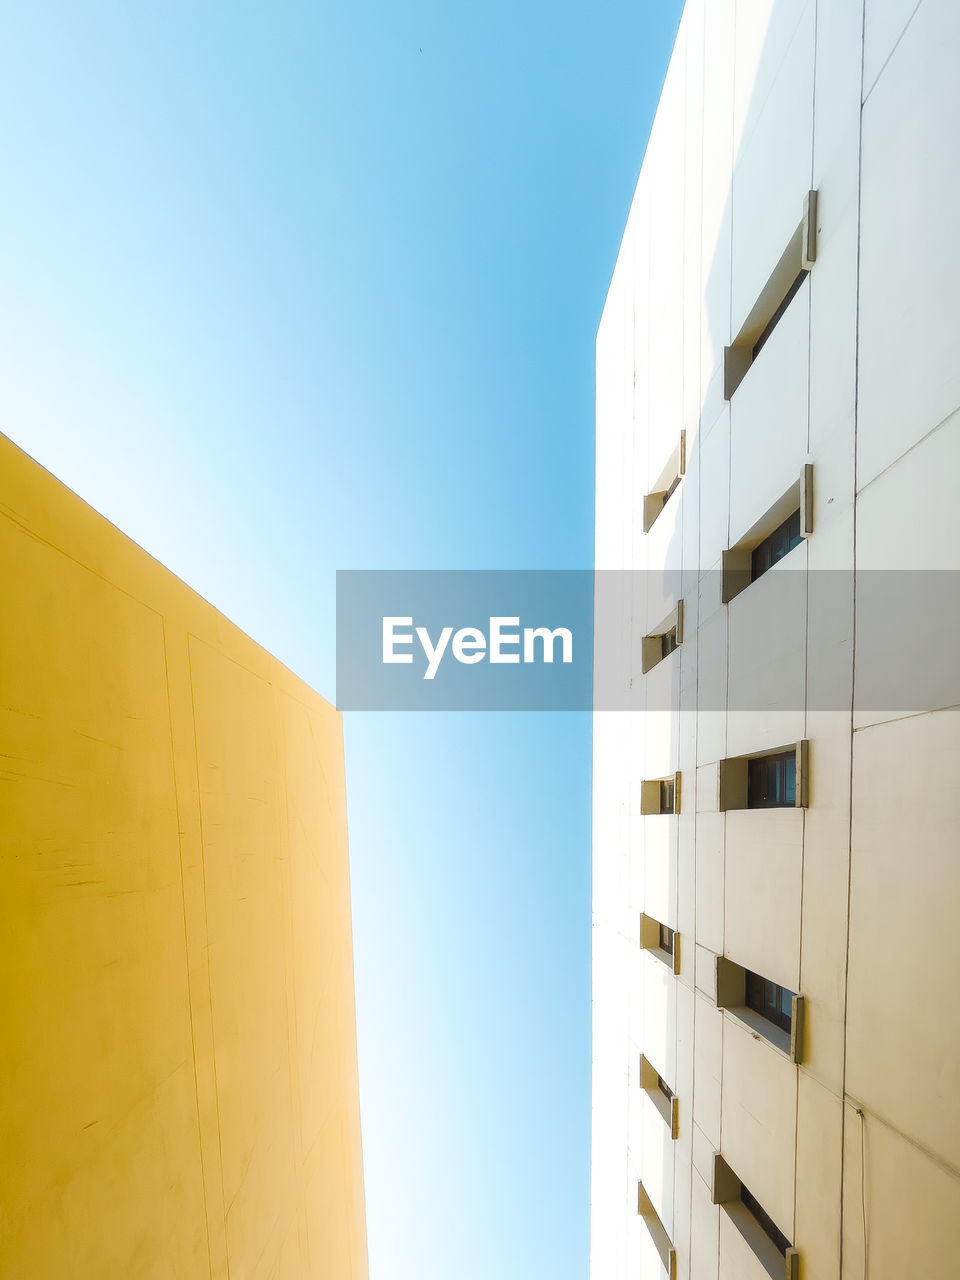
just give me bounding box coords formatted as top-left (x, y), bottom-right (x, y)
top-left (591, 2), bottom-right (960, 1278)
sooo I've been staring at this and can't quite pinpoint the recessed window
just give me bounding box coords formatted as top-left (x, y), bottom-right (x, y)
top-left (750, 509), bottom-right (803, 580)
top-left (659, 778), bottom-right (676, 815)
top-left (716, 956), bottom-right (804, 1062)
top-left (721, 467), bottom-right (813, 604)
top-left (643, 432), bottom-right (686, 533)
top-left (638, 1182), bottom-right (678, 1279)
top-left (711, 1154), bottom-right (799, 1278)
top-left (724, 191), bottom-right (818, 399)
top-left (639, 1053), bottom-right (679, 1140)
top-left (745, 970), bottom-right (795, 1036)
top-left (640, 913), bottom-right (681, 975)
top-left (644, 474), bottom-right (681, 531)
top-left (641, 601), bottom-right (684, 674)
top-left (740, 1184), bottom-right (792, 1258)
top-left (719, 742), bottom-right (807, 811)
top-left (640, 772), bottom-right (681, 815)
top-left (750, 270), bottom-right (808, 362)
top-left (746, 749), bottom-right (796, 808)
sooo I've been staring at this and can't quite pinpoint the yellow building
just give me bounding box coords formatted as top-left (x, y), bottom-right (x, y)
top-left (0, 432), bottom-right (367, 1278)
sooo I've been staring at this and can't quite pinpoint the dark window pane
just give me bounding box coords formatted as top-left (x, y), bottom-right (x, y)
top-left (747, 750), bottom-right (796, 808)
top-left (740, 1184), bottom-right (791, 1256)
top-left (656, 1075), bottom-right (674, 1102)
top-left (745, 969), bottom-right (793, 1034)
top-left (750, 508), bottom-right (803, 581)
top-left (745, 970), bottom-right (766, 1013)
top-left (771, 986), bottom-right (781, 1021)
top-left (659, 778), bottom-right (676, 814)
top-left (751, 269), bottom-right (808, 362)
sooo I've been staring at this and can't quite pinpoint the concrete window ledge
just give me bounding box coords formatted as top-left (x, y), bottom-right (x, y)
top-left (724, 1004), bottom-right (794, 1060)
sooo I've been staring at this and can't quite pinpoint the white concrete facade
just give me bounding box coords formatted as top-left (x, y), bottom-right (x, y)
top-left (592, 3), bottom-right (960, 1279)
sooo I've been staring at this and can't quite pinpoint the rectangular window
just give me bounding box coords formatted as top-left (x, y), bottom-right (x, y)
top-left (751, 270), bottom-right (808, 362)
top-left (642, 432), bottom-right (686, 533)
top-left (659, 778), bottom-right (676, 815)
top-left (638, 1182), bottom-right (678, 1279)
top-left (745, 970), bottom-right (794, 1035)
top-left (749, 508), bottom-right (803, 580)
top-left (715, 956), bottom-right (805, 1062)
top-left (721, 467), bottom-right (813, 604)
top-left (644, 475), bottom-right (681, 532)
top-left (641, 601), bottom-right (684, 675)
top-left (724, 191), bottom-right (818, 399)
top-left (640, 913), bottom-right (681, 975)
top-left (746, 749), bottom-right (796, 808)
top-left (640, 772), bottom-right (681, 815)
top-left (719, 742), bottom-right (807, 811)
top-left (711, 1154), bottom-right (799, 1279)
top-left (740, 1184), bottom-right (792, 1258)
top-left (639, 1053), bottom-right (679, 1139)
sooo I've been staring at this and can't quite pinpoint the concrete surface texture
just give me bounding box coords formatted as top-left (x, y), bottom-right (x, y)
top-left (592, 1), bottom-right (960, 1277)
top-left (0, 432), bottom-right (368, 1279)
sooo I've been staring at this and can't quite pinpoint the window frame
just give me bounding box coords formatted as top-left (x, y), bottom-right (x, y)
top-left (637, 1181), bottom-right (678, 1279)
top-left (744, 970), bottom-right (794, 1036)
top-left (719, 741), bottom-right (808, 811)
top-left (720, 466), bottom-right (814, 605)
top-left (749, 508), bottom-right (803, 581)
top-left (740, 1184), bottom-right (792, 1259)
top-left (640, 771), bottom-right (682, 816)
top-left (641, 600), bottom-right (684, 675)
top-left (711, 1154), bottom-right (799, 1279)
top-left (639, 1053), bottom-right (680, 1140)
top-left (640, 913), bottom-right (682, 976)
top-left (723, 190), bottom-right (818, 400)
top-left (642, 431), bottom-right (686, 534)
top-left (746, 749), bottom-right (797, 809)
top-left (715, 955), bottom-right (805, 1063)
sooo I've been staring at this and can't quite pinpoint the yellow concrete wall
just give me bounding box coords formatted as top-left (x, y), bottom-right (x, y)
top-left (0, 432), bottom-right (368, 1279)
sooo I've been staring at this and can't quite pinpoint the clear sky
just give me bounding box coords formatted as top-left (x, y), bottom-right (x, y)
top-left (0, 3), bottom-right (682, 1276)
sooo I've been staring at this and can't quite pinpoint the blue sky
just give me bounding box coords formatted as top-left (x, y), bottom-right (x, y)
top-left (0, 2), bottom-right (682, 1276)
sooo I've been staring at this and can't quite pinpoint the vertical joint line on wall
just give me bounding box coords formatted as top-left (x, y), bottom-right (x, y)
top-left (186, 639), bottom-right (233, 1280)
top-left (840, 3), bottom-right (868, 1276)
top-left (162, 619), bottom-right (216, 1280)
